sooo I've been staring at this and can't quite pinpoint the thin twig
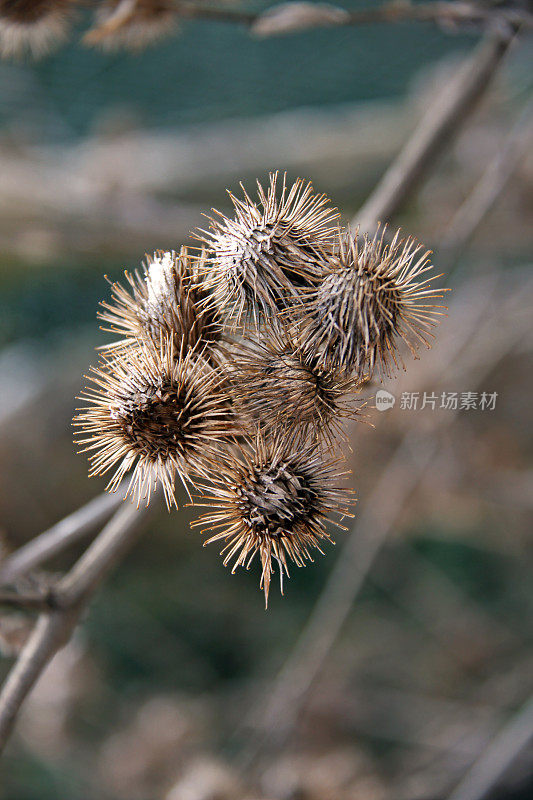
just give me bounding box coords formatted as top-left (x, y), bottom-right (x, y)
top-left (355, 32), bottom-right (515, 233)
top-left (440, 100), bottom-right (533, 263)
top-left (0, 592), bottom-right (55, 613)
top-left (447, 694), bottom-right (533, 800)
top-left (55, 501), bottom-right (148, 606)
top-left (0, 501), bottom-right (148, 754)
top-left (0, 490), bottom-right (124, 587)
top-left (173, 1), bottom-right (532, 34)
top-left (0, 612), bottom-right (78, 753)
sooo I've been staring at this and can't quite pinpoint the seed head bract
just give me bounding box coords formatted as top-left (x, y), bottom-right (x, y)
top-left (74, 336), bottom-right (238, 510)
top-left (99, 248), bottom-right (223, 362)
top-left (225, 328), bottom-right (364, 447)
top-left (0, 0), bottom-right (73, 58)
top-left (299, 226), bottom-right (447, 378)
top-left (197, 171), bottom-right (339, 327)
top-left (191, 429), bottom-right (354, 606)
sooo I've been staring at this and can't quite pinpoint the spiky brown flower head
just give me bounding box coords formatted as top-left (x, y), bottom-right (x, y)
top-left (0, 0), bottom-right (73, 58)
top-left (225, 328), bottom-right (364, 448)
top-left (191, 429), bottom-right (354, 606)
top-left (196, 172), bottom-right (339, 329)
top-left (74, 335), bottom-right (239, 510)
top-left (98, 248), bottom-right (224, 365)
top-left (299, 225), bottom-right (447, 379)
top-left (84, 0), bottom-right (175, 50)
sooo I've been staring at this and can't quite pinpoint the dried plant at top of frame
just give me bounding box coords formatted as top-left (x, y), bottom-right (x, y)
top-left (84, 0), bottom-right (176, 50)
top-left (99, 248), bottom-right (224, 363)
top-left (0, 0), bottom-right (74, 57)
top-left (296, 226), bottom-right (447, 378)
top-left (74, 335), bottom-right (239, 510)
top-left (225, 328), bottom-right (364, 447)
top-left (196, 171), bottom-right (339, 328)
top-left (191, 428), bottom-right (355, 606)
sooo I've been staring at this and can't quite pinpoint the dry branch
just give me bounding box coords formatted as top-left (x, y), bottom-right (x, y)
top-left (447, 693), bottom-right (533, 800)
top-left (0, 501), bottom-right (149, 754)
top-left (175, 1), bottom-right (532, 36)
top-left (441, 100), bottom-right (533, 261)
top-left (0, 490), bottom-right (124, 587)
top-left (355, 31), bottom-right (516, 232)
top-left (0, 592), bottom-right (56, 613)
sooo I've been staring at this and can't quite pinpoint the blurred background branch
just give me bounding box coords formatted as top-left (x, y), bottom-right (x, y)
top-left (355, 30), bottom-right (515, 231)
top-left (0, 490), bottom-right (125, 586)
top-left (441, 98), bottom-right (533, 263)
top-left (448, 693), bottom-right (533, 800)
top-left (0, 501), bottom-right (150, 754)
top-left (177, 0), bottom-right (533, 35)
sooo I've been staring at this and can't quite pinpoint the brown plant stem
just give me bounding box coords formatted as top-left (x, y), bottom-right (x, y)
top-left (174, 1), bottom-right (532, 33)
top-left (0, 592), bottom-right (56, 612)
top-left (0, 501), bottom-right (149, 754)
top-left (447, 693), bottom-right (533, 800)
top-left (0, 490), bottom-right (124, 587)
top-left (355, 31), bottom-right (516, 233)
top-left (0, 613), bottom-right (77, 753)
top-left (440, 100), bottom-right (533, 263)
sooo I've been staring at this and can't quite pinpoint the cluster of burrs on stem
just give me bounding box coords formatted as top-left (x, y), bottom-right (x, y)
top-left (0, 0), bottom-right (178, 58)
top-left (74, 172), bottom-right (446, 604)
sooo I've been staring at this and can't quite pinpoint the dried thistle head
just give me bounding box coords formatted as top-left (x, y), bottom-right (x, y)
top-left (84, 0), bottom-right (175, 50)
top-left (192, 429), bottom-right (354, 606)
top-left (196, 172), bottom-right (339, 327)
top-left (99, 249), bottom-right (223, 363)
top-left (301, 226), bottom-right (447, 378)
top-left (74, 336), bottom-right (238, 510)
top-left (0, 0), bottom-right (73, 58)
top-left (226, 329), bottom-right (363, 446)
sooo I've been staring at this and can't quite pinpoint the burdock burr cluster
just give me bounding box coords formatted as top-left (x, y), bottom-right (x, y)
top-left (74, 173), bottom-right (445, 604)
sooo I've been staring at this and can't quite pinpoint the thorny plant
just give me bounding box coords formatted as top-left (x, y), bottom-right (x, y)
top-left (74, 172), bottom-right (447, 605)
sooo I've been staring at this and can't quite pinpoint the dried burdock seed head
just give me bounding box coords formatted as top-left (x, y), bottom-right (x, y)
top-left (84, 0), bottom-right (175, 50)
top-left (192, 429), bottom-right (354, 606)
top-left (226, 329), bottom-right (363, 446)
top-left (99, 248), bottom-right (223, 362)
top-left (0, 0), bottom-right (73, 58)
top-left (196, 171), bottom-right (339, 327)
top-left (74, 336), bottom-right (238, 510)
top-left (301, 225), bottom-right (447, 378)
